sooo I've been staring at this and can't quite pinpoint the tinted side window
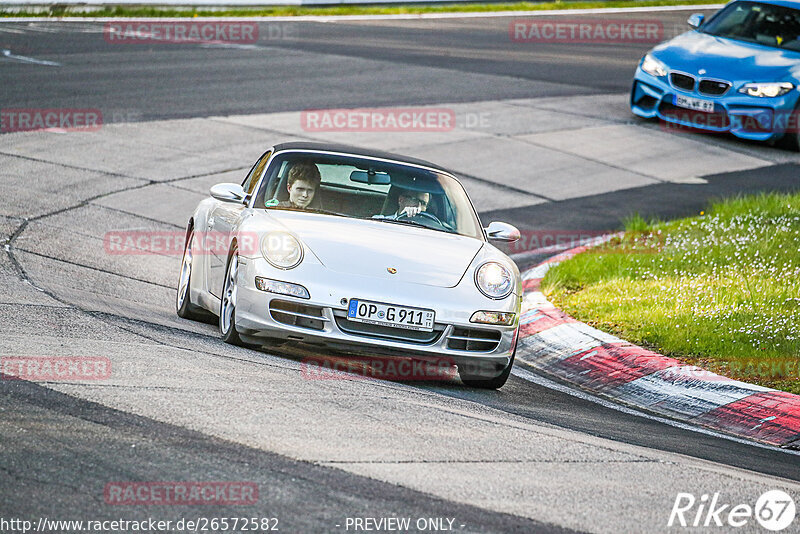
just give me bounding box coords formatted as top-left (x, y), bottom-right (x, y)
top-left (242, 150), bottom-right (272, 195)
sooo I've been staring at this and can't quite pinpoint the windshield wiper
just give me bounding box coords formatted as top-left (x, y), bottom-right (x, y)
top-left (267, 206), bottom-right (346, 217)
top-left (371, 217), bottom-right (457, 235)
top-left (305, 207), bottom-right (346, 217)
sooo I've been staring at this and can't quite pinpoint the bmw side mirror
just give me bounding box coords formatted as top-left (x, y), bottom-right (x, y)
top-left (687, 13), bottom-right (704, 29)
top-left (210, 183), bottom-right (246, 204)
top-left (485, 221), bottom-right (520, 242)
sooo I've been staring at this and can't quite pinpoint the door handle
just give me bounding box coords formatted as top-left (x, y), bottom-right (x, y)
top-left (208, 217), bottom-right (215, 228)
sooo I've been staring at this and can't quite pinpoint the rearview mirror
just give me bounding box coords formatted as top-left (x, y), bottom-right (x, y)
top-left (687, 13), bottom-right (704, 28)
top-left (485, 221), bottom-right (520, 242)
top-left (350, 170), bottom-right (391, 185)
top-left (210, 183), bottom-right (246, 203)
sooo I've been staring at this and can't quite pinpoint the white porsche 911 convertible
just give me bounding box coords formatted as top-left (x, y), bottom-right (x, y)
top-left (176, 142), bottom-right (522, 388)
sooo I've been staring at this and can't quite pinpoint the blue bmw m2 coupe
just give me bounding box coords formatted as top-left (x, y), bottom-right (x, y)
top-left (631, 0), bottom-right (800, 148)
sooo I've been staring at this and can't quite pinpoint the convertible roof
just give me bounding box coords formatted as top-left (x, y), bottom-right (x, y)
top-left (272, 142), bottom-right (453, 174)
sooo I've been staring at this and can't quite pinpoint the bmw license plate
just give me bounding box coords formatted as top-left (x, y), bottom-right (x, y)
top-left (673, 94), bottom-right (714, 112)
top-left (347, 299), bottom-right (435, 332)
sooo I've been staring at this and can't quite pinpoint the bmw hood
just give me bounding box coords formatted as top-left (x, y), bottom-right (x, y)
top-left (651, 31), bottom-right (800, 81)
top-left (259, 210), bottom-right (484, 287)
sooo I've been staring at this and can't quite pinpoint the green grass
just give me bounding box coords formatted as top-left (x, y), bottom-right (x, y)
top-left (542, 191), bottom-right (800, 394)
top-left (0, 0), bottom-right (720, 19)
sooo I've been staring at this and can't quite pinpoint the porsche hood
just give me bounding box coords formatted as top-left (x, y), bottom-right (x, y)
top-left (257, 210), bottom-right (485, 288)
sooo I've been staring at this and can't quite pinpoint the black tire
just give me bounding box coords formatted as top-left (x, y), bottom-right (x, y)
top-left (219, 246), bottom-right (246, 346)
top-left (176, 228), bottom-right (206, 321)
top-left (458, 342), bottom-right (516, 390)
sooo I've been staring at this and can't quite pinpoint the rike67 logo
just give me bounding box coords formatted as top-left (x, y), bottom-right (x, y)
top-left (669, 490), bottom-right (795, 531)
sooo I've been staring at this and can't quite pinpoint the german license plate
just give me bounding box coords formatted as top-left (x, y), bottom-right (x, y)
top-left (347, 299), bottom-right (435, 332)
top-left (673, 94), bottom-right (714, 112)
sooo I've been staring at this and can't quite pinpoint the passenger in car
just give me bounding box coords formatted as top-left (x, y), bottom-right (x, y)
top-left (277, 162), bottom-right (321, 209)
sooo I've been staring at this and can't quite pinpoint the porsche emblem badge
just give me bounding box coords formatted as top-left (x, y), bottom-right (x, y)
top-left (387, 267), bottom-right (397, 274)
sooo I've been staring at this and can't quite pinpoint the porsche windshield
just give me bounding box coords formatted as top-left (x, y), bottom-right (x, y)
top-left (254, 152), bottom-right (483, 239)
top-left (702, 1), bottom-right (800, 52)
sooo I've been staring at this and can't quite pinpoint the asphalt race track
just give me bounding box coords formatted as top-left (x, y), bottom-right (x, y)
top-left (2, 9), bottom-right (800, 534)
top-left (0, 10), bottom-right (730, 118)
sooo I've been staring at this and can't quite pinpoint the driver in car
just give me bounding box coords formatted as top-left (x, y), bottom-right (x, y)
top-left (373, 188), bottom-right (430, 219)
top-left (396, 190), bottom-right (430, 218)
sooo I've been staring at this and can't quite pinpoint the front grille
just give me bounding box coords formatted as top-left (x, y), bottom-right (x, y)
top-left (333, 310), bottom-right (444, 344)
top-left (670, 72), bottom-right (695, 92)
top-left (658, 101), bottom-right (730, 130)
top-left (698, 79), bottom-right (731, 96)
top-left (446, 327), bottom-right (502, 352)
top-left (269, 300), bottom-right (326, 331)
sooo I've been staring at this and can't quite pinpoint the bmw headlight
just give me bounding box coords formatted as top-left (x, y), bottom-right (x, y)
top-left (475, 262), bottom-right (514, 299)
top-left (641, 54), bottom-right (667, 77)
top-left (738, 82), bottom-right (795, 98)
top-left (261, 231), bottom-right (303, 269)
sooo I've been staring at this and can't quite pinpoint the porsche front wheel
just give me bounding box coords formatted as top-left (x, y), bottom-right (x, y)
top-left (458, 343), bottom-right (516, 390)
top-left (220, 246), bottom-right (246, 346)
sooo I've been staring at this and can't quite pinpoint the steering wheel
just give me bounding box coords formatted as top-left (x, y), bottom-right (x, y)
top-left (397, 210), bottom-right (444, 225)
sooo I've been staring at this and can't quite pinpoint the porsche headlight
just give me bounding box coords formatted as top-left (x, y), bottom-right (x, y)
top-left (738, 82), bottom-right (795, 98)
top-left (261, 232), bottom-right (303, 269)
top-left (641, 54), bottom-right (667, 77)
top-left (475, 262), bottom-right (514, 299)
top-left (255, 277), bottom-right (310, 299)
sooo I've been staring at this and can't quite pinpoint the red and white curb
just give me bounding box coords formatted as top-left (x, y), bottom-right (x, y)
top-left (517, 244), bottom-right (800, 450)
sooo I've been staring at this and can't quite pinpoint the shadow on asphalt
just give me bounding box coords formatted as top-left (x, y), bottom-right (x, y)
top-left (0, 379), bottom-right (571, 533)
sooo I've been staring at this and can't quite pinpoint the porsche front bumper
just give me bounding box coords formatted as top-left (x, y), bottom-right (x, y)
top-left (233, 258), bottom-right (519, 369)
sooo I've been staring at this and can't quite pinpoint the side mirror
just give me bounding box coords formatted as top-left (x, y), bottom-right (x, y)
top-left (485, 221), bottom-right (520, 243)
top-left (687, 13), bottom-right (704, 29)
top-left (210, 183), bottom-right (246, 204)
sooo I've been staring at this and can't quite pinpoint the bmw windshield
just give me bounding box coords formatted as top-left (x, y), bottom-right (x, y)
top-left (702, 1), bottom-right (800, 51)
top-left (254, 151), bottom-right (484, 239)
